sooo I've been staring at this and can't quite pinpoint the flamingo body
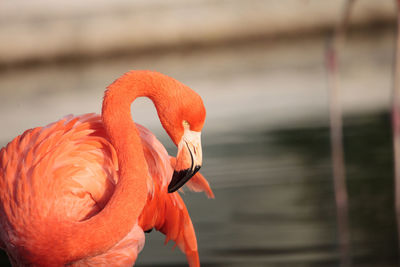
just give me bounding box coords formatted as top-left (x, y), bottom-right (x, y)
top-left (0, 71), bottom-right (212, 266)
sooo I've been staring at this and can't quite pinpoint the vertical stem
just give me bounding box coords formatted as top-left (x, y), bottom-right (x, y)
top-left (325, 0), bottom-right (355, 266)
top-left (326, 44), bottom-right (350, 267)
top-left (393, 0), bottom-right (400, 259)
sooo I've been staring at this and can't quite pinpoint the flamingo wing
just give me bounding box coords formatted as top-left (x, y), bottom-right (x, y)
top-left (0, 114), bottom-right (145, 266)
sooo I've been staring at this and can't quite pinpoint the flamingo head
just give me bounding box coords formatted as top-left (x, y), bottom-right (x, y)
top-left (157, 85), bottom-right (206, 193)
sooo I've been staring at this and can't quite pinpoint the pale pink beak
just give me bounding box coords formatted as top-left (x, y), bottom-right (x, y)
top-left (168, 129), bottom-right (202, 193)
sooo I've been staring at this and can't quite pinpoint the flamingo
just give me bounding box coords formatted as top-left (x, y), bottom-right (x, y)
top-left (0, 70), bottom-right (214, 266)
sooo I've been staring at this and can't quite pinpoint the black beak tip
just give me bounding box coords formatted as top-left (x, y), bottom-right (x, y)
top-left (167, 185), bottom-right (178, 193)
top-left (193, 165), bottom-right (201, 176)
top-left (168, 165), bottom-right (201, 193)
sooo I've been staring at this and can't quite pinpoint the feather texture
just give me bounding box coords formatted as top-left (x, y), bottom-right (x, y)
top-left (0, 113), bottom-right (212, 266)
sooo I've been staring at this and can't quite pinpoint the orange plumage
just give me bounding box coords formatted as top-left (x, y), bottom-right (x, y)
top-left (0, 71), bottom-right (212, 266)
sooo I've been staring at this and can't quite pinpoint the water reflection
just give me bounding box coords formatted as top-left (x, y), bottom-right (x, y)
top-left (271, 112), bottom-right (397, 266)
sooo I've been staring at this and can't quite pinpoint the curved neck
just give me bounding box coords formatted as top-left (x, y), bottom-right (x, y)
top-left (52, 71), bottom-right (178, 264)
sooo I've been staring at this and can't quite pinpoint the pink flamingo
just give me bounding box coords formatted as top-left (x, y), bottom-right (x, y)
top-left (0, 70), bottom-right (213, 266)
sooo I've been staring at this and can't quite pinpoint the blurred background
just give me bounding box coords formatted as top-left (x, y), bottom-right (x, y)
top-left (0, 0), bottom-right (398, 266)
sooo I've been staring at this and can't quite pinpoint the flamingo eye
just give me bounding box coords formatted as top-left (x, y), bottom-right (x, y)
top-left (182, 120), bottom-right (190, 129)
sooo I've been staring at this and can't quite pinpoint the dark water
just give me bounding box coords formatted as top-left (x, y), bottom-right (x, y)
top-left (0, 111), bottom-right (396, 266)
top-left (136, 111), bottom-right (397, 266)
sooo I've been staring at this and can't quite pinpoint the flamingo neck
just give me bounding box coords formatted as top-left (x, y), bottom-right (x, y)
top-left (53, 71), bottom-right (176, 264)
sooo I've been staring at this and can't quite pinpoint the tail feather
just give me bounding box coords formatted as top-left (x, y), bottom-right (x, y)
top-left (158, 192), bottom-right (199, 267)
top-left (139, 182), bottom-right (200, 267)
top-left (185, 172), bottom-right (215, 199)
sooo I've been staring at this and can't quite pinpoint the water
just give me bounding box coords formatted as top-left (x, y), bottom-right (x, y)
top-left (0, 27), bottom-right (397, 266)
top-left (135, 112), bottom-right (397, 266)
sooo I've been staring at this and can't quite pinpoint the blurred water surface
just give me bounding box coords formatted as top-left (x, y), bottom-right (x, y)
top-left (0, 27), bottom-right (398, 266)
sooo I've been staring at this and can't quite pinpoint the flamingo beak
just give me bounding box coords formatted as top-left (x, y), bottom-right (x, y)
top-left (168, 129), bottom-right (202, 193)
